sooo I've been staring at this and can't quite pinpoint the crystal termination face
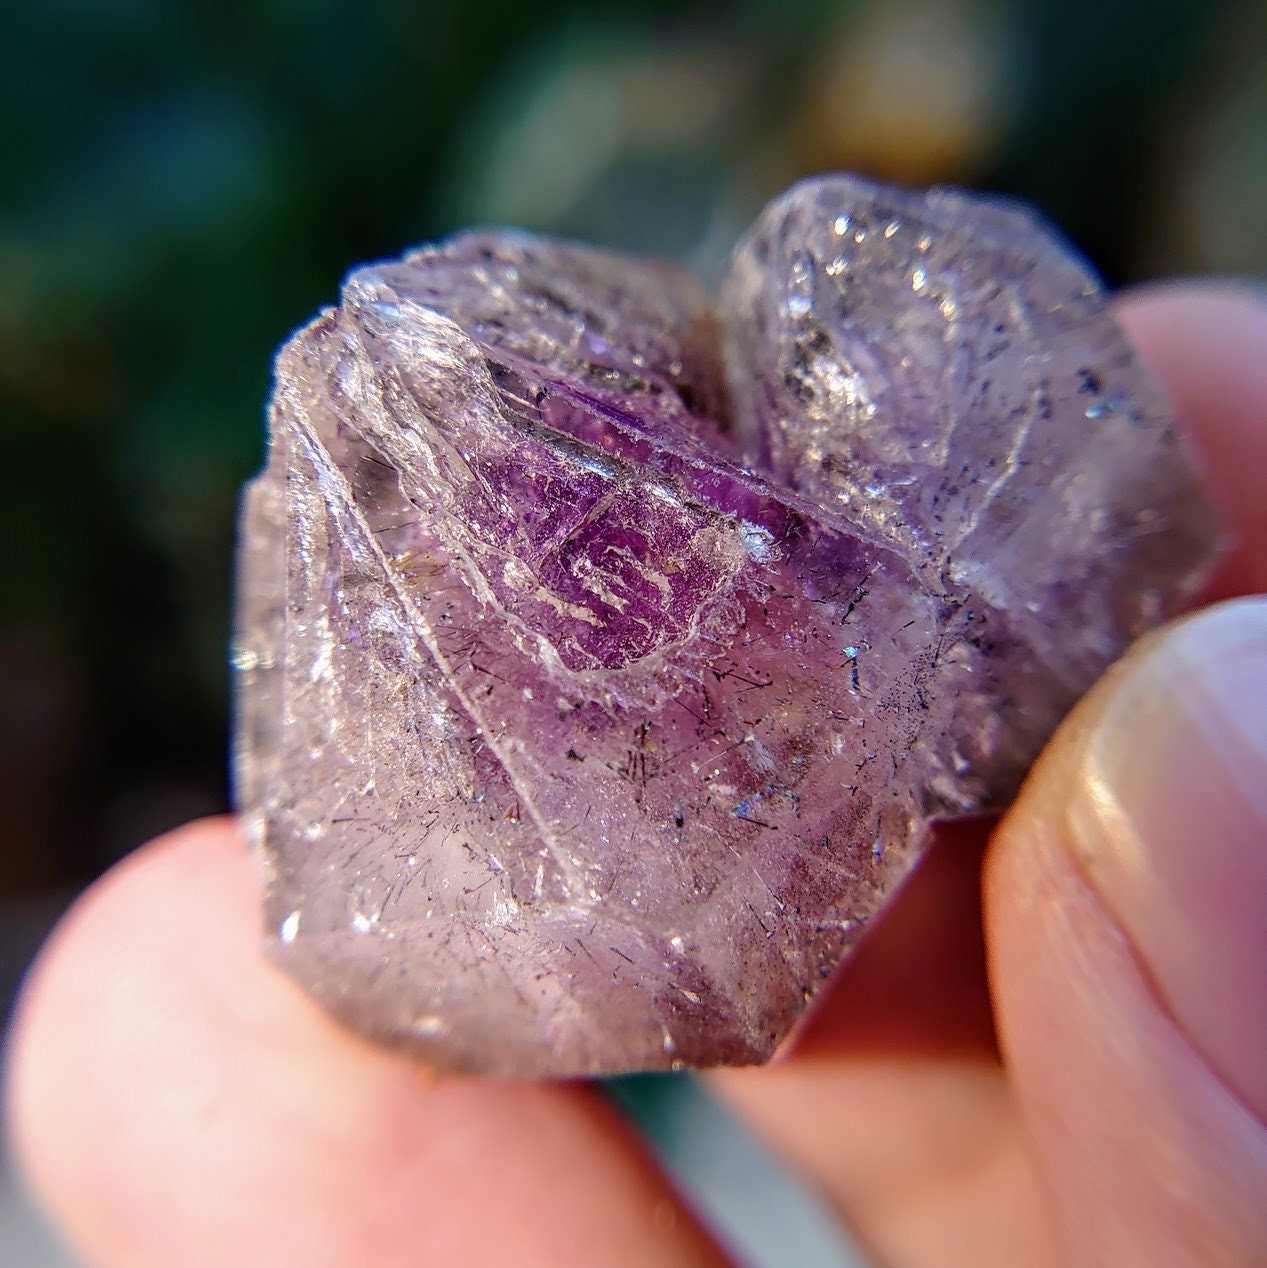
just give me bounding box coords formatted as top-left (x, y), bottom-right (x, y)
top-left (235, 174), bottom-right (1218, 1076)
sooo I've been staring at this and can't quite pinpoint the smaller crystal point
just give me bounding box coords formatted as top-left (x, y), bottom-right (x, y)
top-left (234, 174), bottom-right (1219, 1076)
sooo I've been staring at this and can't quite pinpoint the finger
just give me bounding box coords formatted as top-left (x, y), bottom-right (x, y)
top-left (1115, 282), bottom-right (1267, 597)
top-left (5, 819), bottom-right (728, 1268)
top-left (723, 280), bottom-right (1267, 1073)
top-left (985, 598), bottom-right (1267, 1265)
top-left (713, 280), bottom-right (1267, 1266)
top-left (728, 282), bottom-right (1267, 1062)
top-left (799, 280), bottom-right (1267, 1055)
top-left (712, 827), bottom-right (1058, 1268)
top-left (781, 820), bottom-right (997, 1059)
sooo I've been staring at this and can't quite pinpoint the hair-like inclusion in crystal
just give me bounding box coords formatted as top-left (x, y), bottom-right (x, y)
top-left (235, 174), bottom-right (1218, 1076)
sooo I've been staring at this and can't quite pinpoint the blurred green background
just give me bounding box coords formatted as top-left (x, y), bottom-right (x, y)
top-left (1, 0), bottom-right (1264, 900)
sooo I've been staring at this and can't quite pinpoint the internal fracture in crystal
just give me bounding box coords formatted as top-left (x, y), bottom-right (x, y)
top-left (234, 174), bottom-right (1218, 1076)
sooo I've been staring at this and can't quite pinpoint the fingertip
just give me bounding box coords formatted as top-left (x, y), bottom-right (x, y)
top-left (5, 816), bottom-right (387, 1263)
top-left (6, 819), bottom-right (726, 1268)
top-left (1115, 281), bottom-right (1267, 595)
top-left (986, 605), bottom-right (1267, 1265)
top-left (5, 818), bottom-right (247, 1163)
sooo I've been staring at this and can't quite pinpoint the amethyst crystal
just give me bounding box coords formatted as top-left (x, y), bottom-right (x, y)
top-left (235, 174), bottom-right (1217, 1076)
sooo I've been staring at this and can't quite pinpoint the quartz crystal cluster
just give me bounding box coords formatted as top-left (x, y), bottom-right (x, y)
top-left (235, 174), bottom-right (1217, 1076)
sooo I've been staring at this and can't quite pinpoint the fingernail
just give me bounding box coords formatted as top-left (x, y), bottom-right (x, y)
top-left (1069, 597), bottom-right (1267, 1119)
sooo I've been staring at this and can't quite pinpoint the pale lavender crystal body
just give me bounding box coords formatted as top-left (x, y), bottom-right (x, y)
top-left (235, 174), bottom-right (1218, 1076)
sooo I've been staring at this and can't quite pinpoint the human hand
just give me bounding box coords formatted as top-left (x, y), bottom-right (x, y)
top-left (6, 284), bottom-right (1266, 1268)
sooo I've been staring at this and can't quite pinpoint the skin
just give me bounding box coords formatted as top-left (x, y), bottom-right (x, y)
top-left (5, 283), bottom-right (1266, 1268)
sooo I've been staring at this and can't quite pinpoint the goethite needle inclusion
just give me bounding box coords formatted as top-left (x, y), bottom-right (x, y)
top-left (234, 174), bottom-right (1218, 1076)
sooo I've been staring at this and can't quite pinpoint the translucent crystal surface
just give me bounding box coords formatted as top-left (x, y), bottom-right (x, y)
top-left (234, 174), bottom-right (1218, 1076)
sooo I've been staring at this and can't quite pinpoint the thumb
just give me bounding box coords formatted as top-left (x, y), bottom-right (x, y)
top-left (986, 597), bottom-right (1267, 1267)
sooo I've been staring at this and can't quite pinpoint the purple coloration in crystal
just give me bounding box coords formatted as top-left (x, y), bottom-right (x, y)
top-left (235, 174), bottom-right (1218, 1075)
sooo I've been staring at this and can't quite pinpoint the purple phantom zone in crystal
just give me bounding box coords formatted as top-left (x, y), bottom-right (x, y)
top-left (234, 174), bottom-right (1219, 1076)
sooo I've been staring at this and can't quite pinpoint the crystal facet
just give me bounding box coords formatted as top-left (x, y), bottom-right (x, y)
top-left (234, 174), bottom-right (1219, 1076)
